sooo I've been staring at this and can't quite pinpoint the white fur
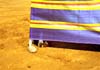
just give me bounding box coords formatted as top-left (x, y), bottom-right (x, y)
top-left (28, 39), bottom-right (37, 53)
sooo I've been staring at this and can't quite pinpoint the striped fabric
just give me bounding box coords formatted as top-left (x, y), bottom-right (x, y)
top-left (30, 0), bottom-right (100, 44)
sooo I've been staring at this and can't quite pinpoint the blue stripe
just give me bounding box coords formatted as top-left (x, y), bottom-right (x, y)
top-left (30, 28), bottom-right (100, 44)
top-left (31, 8), bottom-right (100, 23)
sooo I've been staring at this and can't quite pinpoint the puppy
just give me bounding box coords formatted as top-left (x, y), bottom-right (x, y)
top-left (28, 39), bottom-right (48, 52)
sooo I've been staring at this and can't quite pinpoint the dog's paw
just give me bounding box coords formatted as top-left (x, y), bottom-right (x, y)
top-left (28, 44), bottom-right (37, 53)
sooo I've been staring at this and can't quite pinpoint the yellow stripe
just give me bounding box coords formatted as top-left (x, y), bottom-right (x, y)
top-left (31, 3), bottom-right (100, 10)
top-left (31, 0), bottom-right (100, 3)
top-left (30, 24), bottom-right (100, 32)
top-left (30, 20), bottom-right (100, 27)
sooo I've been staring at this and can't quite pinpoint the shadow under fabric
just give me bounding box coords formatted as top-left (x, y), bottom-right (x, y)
top-left (30, 0), bottom-right (100, 45)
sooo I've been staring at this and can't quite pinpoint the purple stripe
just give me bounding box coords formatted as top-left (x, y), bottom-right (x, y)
top-left (31, 8), bottom-right (100, 23)
top-left (30, 28), bottom-right (100, 44)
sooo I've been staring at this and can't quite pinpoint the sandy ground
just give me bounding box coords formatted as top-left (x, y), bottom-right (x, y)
top-left (0, 0), bottom-right (100, 70)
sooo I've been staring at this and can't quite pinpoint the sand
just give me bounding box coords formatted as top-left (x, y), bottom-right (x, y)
top-left (0, 0), bottom-right (100, 70)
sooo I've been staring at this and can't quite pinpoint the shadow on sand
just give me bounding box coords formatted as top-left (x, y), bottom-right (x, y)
top-left (47, 41), bottom-right (100, 52)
